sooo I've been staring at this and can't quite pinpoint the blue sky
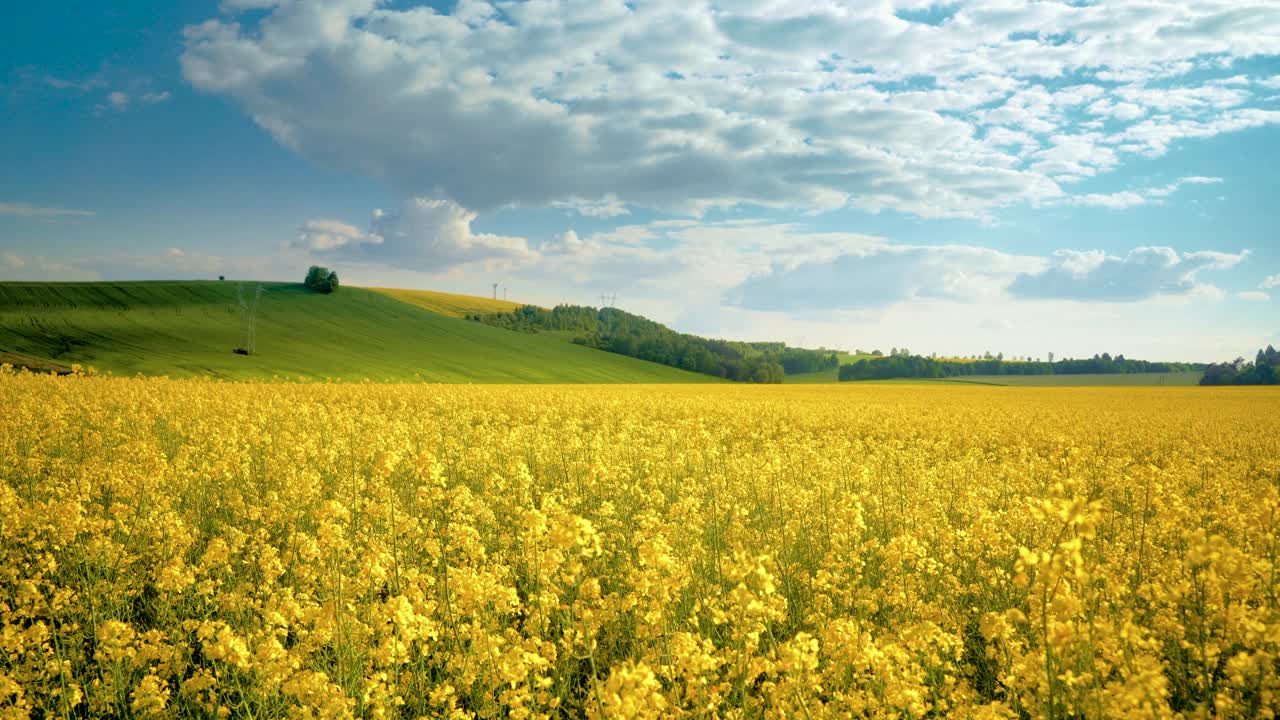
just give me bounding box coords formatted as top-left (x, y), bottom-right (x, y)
top-left (2, 0), bottom-right (1278, 362)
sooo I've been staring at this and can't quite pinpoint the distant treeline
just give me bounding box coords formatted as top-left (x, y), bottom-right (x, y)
top-left (839, 353), bottom-right (1201, 382)
top-left (1200, 346), bottom-right (1279, 385)
top-left (469, 305), bottom-right (837, 383)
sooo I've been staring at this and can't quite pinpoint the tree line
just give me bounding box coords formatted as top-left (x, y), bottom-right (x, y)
top-left (1199, 346), bottom-right (1279, 385)
top-left (469, 305), bottom-right (837, 383)
top-left (838, 353), bottom-right (1201, 382)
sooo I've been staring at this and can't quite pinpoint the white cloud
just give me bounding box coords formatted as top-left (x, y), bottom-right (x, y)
top-left (1262, 273), bottom-right (1280, 289)
top-left (1146, 176), bottom-right (1223, 197)
top-left (107, 91), bottom-right (130, 111)
top-left (1117, 108), bottom-right (1280, 157)
top-left (293, 198), bottom-right (532, 269)
top-left (293, 219), bottom-right (379, 252)
top-left (1086, 99), bottom-right (1146, 121)
top-left (1064, 176), bottom-right (1223, 209)
top-left (726, 244), bottom-right (1043, 312)
top-left (1113, 83), bottom-right (1250, 114)
top-left (0, 254), bottom-right (101, 281)
top-left (181, 0), bottom-right (1280, 219)
top-left (1009, 247), bottom-right (1248, 302)
top-left (1236, 290), bottom-right (1270, 302)
top-left (142, 91), bottom-right (172, 103)
top-left (41, 74), bottom-right (106, 92)
top-left (541, 230), bottom-right (584, 253)
top-left (0, 202), bottom-right (95, 218)
top-left (1069, 191), bottom-right (1148, 209)
top-left (551, 195), bottom-right (630, 218)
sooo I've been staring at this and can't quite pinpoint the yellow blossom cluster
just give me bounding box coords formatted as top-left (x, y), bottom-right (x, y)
top-left (1, 367), bottom-right (1278, 718)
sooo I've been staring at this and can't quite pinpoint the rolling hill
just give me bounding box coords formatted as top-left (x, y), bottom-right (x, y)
top-left (0, 281), bottom-right (716, 383)
top-left (367, 286), bottom-right (524, 318)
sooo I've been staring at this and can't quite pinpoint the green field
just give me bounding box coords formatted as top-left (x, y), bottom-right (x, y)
top-left (788, 358), bottom-right (1203, 386)
top-left (838, 373), bottom-right (1203, 387)
top-left (937, 372), bottom-right (1203, 387)
top-left (368, 286), bottom-right (525, 317)
top-left (783, 352), bottom-right (875, 383)
top-left (0, 281), bottom-right (716, 383)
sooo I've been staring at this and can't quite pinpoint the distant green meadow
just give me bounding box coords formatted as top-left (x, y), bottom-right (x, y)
top-left (936, 372), bottom-right (1203, 387)
top-left (787, 369), bottom-right (1204, 386)
top-left (0, 281), bottom-right (714, 383)
top-left (818, 373), bottom-right (1203, 387)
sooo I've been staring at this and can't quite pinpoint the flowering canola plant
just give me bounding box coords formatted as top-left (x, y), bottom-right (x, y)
top-left (1, 367), bottom-right (1278, 718)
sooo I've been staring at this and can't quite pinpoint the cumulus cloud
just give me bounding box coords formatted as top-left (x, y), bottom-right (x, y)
top-left (293, 219), bottom-right (379, 252)
top-left (0, 202), bottom-right (94, 218)
top-left (1261, 274), bottom-right (1280, 289)
top-left (1236, 290), bottom-right (1270, 302)
top-left (292, 198), bottom-right (531, 269)
top-left (181, 0), bottom-right (1280, 218)
top-left (107, 91), bottom-right (129, 111)
top-left (726, 244), bottom-right (1043, 312)
top-left (1008, 247), bottom-right (1247, 302)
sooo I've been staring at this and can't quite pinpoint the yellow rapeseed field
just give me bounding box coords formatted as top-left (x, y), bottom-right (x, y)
top-left (1, 368), bottom-right (1278, 719)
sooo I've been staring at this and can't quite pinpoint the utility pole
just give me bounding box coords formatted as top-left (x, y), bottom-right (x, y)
top-left (237, 282), bottom-right (264, 355)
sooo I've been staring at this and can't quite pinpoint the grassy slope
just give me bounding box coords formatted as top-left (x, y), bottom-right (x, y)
top-left (368, 286), bottom-right (525, 318)
top-left (0, 281), bottom-right (716, 383)
top-left (0, 351), bottom-right (72, 374)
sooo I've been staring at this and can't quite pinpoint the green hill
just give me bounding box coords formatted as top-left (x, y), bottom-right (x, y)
top-left (368, 286), bottom-right (526, 318)
top-left (0, 281), bottom-right (716, 383)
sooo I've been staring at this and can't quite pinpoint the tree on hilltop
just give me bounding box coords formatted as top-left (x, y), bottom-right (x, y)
top-left (304, 266), bottom-right (340, 294)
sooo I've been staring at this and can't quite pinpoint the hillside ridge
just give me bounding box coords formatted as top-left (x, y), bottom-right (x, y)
top-left (0, 281), bottom-right (715, 383)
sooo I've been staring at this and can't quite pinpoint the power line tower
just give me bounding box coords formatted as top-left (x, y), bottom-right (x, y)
top-left (237, 282), bottom-right (264, 355)
top-left (492, 282), bottom-right (499, 300)
top-left (599, 293), bottom-right (617, 308)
